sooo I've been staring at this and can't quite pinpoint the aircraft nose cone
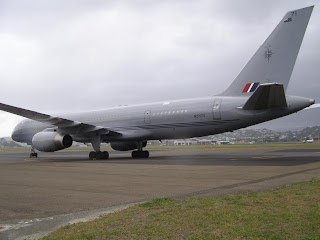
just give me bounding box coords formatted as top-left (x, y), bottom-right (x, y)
top-left (11, 124), bottom-right (21, 142)
top-left (310, 99), bottom-right (315, 105)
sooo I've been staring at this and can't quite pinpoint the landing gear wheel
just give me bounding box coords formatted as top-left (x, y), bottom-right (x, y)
top-left (132, 150), bottom-right (149, 158)
top-left (101, 151), bottom-right (109, 159)
top-left (144, 151), bottom-right (149, 158)
top-left (89, 151), bottom-right (109, 160)
top-left (89, 151), bottom-right (96, 160)
top-left (30, 153), bottom-right (38, 158)
top-left (132, 151), bottom-right (138, 158)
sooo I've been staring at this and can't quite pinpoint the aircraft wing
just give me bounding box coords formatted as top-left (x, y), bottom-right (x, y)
top-left (0, 102), bottom-right (120, 136)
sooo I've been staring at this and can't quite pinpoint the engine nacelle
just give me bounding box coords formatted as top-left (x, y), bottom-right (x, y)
top-left (32, 132), bottom-right (73, 152)
top-left (111, 141), bottom-right (147, 151)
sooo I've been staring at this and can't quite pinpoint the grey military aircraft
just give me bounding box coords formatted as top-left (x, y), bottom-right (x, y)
top-left (0, 6), bottom-right (316, 159)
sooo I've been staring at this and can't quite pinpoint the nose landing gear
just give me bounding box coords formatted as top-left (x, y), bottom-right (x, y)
top-left (30, 146), bottom-right (38, 158)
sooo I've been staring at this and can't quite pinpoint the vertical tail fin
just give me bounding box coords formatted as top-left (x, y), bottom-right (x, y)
top-left (220, 6), bottom-right (313, 96)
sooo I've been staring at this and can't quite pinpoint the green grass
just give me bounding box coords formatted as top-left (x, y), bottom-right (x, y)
top-left (43, 179), bottom-right (320, 240)
top-left (0, 147), bottom-right (31, 152)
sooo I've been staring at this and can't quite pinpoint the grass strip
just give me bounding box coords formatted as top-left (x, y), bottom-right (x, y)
top-left (43, 179), bottom-right (320, 240)
top-left (0, 147), bottom-right (31, 152)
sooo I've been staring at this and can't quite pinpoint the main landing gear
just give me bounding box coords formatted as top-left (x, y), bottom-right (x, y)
top-left (89, 151), bottom-right (109, 160)
top-left (131, 150), bottom-right (149, 158)
top-left (89, 136), bottom-right (109, 160)
top-left (30, 146), bottom-right (38, 158)
top-left (131, 142), bottom-right (149, 158)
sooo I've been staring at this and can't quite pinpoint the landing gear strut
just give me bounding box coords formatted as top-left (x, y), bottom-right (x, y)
top-left (131, 141), bottom-right (149, 158)
top-left (89, 136), bottom-right (109, 160)
top-left (30, 146), bottom-right (38, 158)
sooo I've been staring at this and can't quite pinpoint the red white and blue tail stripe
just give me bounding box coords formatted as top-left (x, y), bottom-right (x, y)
top-left (242, 82), bottom-right (259, 93)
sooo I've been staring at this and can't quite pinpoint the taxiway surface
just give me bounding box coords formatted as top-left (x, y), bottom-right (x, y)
top-left (0, 146), bottom-right (320, 239)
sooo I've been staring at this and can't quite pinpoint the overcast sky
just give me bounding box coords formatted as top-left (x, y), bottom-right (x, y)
top-left (0, 0), bottom-right (319, 137)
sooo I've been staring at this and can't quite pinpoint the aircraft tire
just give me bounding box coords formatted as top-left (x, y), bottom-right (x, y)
top-left (102, 151), bottom-right (109, 159)
top-left (89, 151), bottom-right (109, 160)
top-left (132, 150), bottom-right (149, 158)
top-left (30, 153), bottom-right (38, 158)
top-left (131, 151), bottom-right (138, 158)
top-left (89, 151), bottom-right (96, 160)
top-left (143, 151), bottom-right (149, 158)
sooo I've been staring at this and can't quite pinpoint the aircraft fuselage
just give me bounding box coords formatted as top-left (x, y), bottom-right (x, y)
top-left (12, 95), bottom-right (313, 145)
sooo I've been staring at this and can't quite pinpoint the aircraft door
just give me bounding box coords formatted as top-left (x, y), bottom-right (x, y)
top-left (212, 99), bottom-right (221, 120)
top-left (144, 110), bottom-right (151, 124)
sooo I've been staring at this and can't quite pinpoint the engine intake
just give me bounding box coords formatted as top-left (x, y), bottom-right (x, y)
top-left (111, 141), bottom-right (147, 151)
top-left (32, 132), bottom-right (73, 152)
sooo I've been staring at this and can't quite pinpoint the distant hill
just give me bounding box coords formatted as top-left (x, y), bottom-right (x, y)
top-left (250, 107), bottom-right (320, 131)
top-left (0, 137), bottom-right (22, 147)
top-left (213, 126), bottom-right (320, 142)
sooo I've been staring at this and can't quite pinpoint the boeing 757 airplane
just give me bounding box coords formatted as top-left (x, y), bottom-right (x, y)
top-left (0, 6), bottom-right (316, 159)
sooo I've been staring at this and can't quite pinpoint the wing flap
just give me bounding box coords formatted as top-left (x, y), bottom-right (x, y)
top-left (242, 83), bottom-right (288, 110)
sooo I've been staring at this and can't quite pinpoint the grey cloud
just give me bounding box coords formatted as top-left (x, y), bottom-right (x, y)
top-left (0, 0), bottom-right (319, 136)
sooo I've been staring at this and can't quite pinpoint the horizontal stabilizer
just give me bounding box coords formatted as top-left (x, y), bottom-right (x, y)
top-left (304, 103), bottom-right (320, 110)
top-left (242, 83), bottom-right (287, 110)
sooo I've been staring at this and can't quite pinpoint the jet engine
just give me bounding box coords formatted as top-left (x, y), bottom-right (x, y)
top-left (32, 132), bottom-right (73, 152)
top-left (111, 141), bottom-right (147, 151)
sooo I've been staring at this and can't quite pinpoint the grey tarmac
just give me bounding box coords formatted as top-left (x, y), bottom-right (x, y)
top-left (0, 146), bottom-right (320, 239)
